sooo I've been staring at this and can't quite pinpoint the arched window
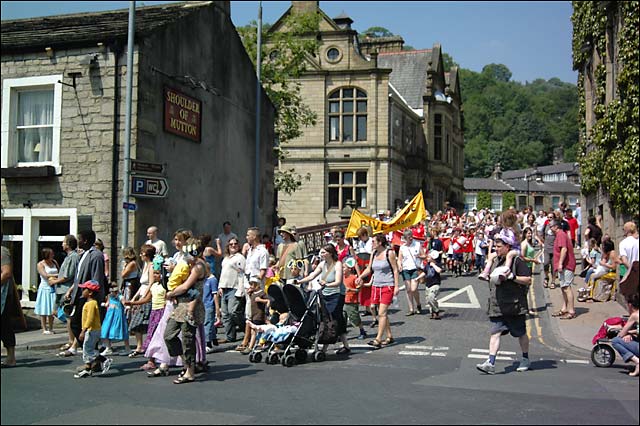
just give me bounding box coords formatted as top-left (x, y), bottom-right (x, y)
top-left (328, 88), bottom-right (367, 142)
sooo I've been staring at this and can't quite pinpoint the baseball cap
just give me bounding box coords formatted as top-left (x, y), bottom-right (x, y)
top-left (79, 280), bottom-right (100, 292)
top-left (324, 232), bottom-right (333, 239)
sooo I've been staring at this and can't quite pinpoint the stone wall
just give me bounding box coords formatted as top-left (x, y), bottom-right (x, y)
top-left (1, 45), bottom-right (138, 250)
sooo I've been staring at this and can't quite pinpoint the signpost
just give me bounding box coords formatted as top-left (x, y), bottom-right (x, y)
top-left (122, 202), bottom-right (137, 211)
top-left (131, 176), bottom-right (169, 198)
top-left (131, 160), bottom-right (165, 175)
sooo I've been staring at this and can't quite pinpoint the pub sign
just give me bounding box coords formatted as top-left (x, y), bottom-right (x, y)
top-left (164, 87), bottom-right (202, 142)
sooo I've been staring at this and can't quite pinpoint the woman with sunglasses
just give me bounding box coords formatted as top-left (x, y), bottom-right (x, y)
top-left (298, 244), bottom-right (351, 355)
top-left (216, 237), bottom-right (246, 344)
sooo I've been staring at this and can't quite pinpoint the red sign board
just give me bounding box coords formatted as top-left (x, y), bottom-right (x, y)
top-left (164, 87), bottom-right (201, 142)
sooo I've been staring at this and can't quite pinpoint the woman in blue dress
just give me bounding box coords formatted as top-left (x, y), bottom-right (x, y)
top-left (34, 248), bottom-right (58, 334)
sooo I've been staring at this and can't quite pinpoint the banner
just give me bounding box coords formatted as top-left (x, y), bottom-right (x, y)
top-left (346, 191), bottom-right (428, 238)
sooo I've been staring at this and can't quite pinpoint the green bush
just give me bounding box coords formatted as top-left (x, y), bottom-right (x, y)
top-left (477, 191), bottom-right (491, 209)
top-left (502, 192), bottom-right (516, 210)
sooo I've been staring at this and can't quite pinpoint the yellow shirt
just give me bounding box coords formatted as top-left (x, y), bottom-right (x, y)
top-left (167, 261), bottom-right (190, 291)
top-left (82, 299), bottom-right (101, 331)
top-left (150, 282), bottom-right (167, 310)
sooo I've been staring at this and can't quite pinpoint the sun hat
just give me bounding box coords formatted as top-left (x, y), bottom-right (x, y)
top-left (278, 224), bottom-right (297, 241)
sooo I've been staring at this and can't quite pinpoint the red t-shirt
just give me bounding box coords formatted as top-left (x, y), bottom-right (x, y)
top-left (343, 274), bottom-right (359, 304)
top-left (412, 224), bottom-right (426, 241)
top-left (552, 229), bottom-right (576, 272)
top-left (566, 217), bottom-right (579, 241)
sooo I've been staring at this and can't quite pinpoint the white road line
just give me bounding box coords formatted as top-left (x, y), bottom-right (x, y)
top-left (563, 359), bottom-right (590, 365)
top-left (399, 351), bottom-right (431, 356)
top-left (404, 345), bottom-right (433, 350)
top-left (430, 352), bottom-right (447, 357)
top-left (434, 346), bottom-right (449, 351)
top-left (467, 354), bottom-right (514, 361)
top-left (470, 348), bottom-right (516, 356)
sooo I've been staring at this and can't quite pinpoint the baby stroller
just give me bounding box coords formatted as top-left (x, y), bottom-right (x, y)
top-left (248, 283), bottom-right (323, 367)
top-left (590, 316), bottom-right (627, 367)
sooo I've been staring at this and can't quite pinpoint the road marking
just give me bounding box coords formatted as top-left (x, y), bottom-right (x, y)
top-left (404, 345), bottom-right (433, 350)
top-left (562, 359), bottom-right (590, 365)
top-left (470, 348), bottom-right (516, 355)
top-left (467, 354), bottom-right (514, 361)
top-left (430, 352), bottom-right (447, 357)
top-left (437, 285), bottom-right (481, 309)
top-left (399, 351), bottom-right (432, 356)
top-left (434, 346), bottom-right (449, 351)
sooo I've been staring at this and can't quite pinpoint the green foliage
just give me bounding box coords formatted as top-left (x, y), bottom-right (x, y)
top-left (442, 53), bottom-right (459, 72)
top-left (502, 192), bottom-right (516, 210)
top-left (238, 11), bottom-right (320, 195)
top-left (362, 26), bottom-right (395, 37)
top-left (482, 63), bottom-right (512, 82)
top-left (477, 191), bottom-right (492, 210)
top-left (460, 66), bottom-right (579, 177)
top-left (572, 1), bottom-right (639, 215)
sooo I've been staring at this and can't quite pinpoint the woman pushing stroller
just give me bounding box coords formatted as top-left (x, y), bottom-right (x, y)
top-left (297, 244), bottom-right (351, 355)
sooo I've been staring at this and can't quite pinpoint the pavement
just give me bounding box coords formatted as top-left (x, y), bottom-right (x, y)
top-left (2, 263), bottom-right (629, 357)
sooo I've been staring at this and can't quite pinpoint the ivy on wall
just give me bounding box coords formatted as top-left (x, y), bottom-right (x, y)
top-left (571, 1), bottom-right (639, 215)
top-left (477, 191), bottom-right (491, 210)
top-left (502, 192), bottom-right (516, 210)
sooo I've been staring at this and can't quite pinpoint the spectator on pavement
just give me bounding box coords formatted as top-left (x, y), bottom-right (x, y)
top-left (542, 212), bottom-right (557, 289)
top-left (94, 239), bottom-right (110, 282)
top-left (584, 216), bottom-right (603, 246)
top-left (34, 248), bottom-right (59, 335)
top-left (565, 209), bottom-right (579, 247)
top-left (618, 221), bottom-right (639, 279)
top-left (550, 220), bottom-right (577, 320)
top-left (611, 293), bottom-right (639, 377)
top-left (145, 226), bottom-right (169, 258)
top-left (574, 202), bottom-right (582, 246)
top-left (476, 232), bottom-right (532, 375)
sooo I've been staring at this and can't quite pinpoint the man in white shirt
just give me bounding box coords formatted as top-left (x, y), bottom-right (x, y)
top-left (145, 226), bottom-right (168, 257)
top-left (217, 221), bottom-right (239, 253)
top-left (619, 222), bottom-right (639, 278)
top-left (236, 227), bottom-right (268, 352)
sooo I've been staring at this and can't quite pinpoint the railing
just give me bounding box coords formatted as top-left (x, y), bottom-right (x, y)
top-left (295, 220), bottom-right (349, 255)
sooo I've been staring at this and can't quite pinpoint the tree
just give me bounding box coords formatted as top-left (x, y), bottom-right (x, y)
top-left (482, 63), bottom-right (512, 82)
top-left (361, 26), bottom-right (394, 38)
top-left (238, 11), bottom-right (320, 195)
top-left (477, 191), bottom-right (492, 210)
top-left (442, 53), bottom-right (459, 72)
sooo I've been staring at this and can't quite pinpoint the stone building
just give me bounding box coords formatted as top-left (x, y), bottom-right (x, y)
top-left (463, 162), bottom-right (581, 213)
top-left (1, 1), bottom-right (275, 301)
top-left (573, 2), bottom-right (637, 243)
top-left (271, 1), bottom-right (464, 227)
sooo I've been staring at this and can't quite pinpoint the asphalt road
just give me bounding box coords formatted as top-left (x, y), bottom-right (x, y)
top-left (2, 272), bottom-right (638, 425)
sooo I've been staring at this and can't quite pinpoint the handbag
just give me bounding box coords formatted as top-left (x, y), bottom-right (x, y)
top-left (56, 306), bottom-right (67, 323)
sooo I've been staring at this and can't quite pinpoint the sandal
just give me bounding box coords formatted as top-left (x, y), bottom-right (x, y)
top-left (57, 349), bottom-right (76, 357)
top-left (543, 280), bottom-right (549, 288)
top-left (367, 339), bottom-right (382, 349)
top-left (559, 312), bottom-right (576, 320)
top-left (381, 337), bottom-right (395, 346)
top-left (551, 310), bottom-right (567, 317)
top-left (335, 347), bottom-right (351, 355)
top-left (173, 376), bottom-right (195, 384)
top-left (549, 283), bottom-right (557, 289)
top-left (128, 350), bottom-right (144, 358)
top-left (235, 345), bottom-right (247, 352)
top-left (147, 367), bottom-right (169, 377)
top-left (59, 343), bottom-right (72, 351)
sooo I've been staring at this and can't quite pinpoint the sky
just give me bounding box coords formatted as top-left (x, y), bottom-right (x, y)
top-left (0, 1), bottom-right (578, 84)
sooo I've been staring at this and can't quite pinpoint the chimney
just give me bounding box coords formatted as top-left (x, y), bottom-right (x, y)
top-left (552, 147), bottom-right (564, 165)
top-left (292, 1), bottom-right (319, 14)
top-left (333, 12), bottom-right (353, 30)
top-left (491, 163), bottom-right (502, 180)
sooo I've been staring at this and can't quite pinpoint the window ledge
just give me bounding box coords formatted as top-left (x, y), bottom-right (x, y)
top-left (1, 166), bottom-right (57, 178)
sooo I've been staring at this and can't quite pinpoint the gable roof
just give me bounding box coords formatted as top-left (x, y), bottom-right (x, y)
top-left (501, 162), bottom-right (579, 180)
top-left (1, 1), bottom-right (212, 53)
top-left (464, 178), bottom-right (515, 192)
top-left (377, 49), bottom-right (432, 109)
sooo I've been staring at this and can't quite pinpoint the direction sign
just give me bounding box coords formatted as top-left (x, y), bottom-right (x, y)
top-left (122, 202), bottom-right (137, 211)
top-left (131, 175), bottom-right (169, 198)
top-left (131, 160), bottom-right (165, 175)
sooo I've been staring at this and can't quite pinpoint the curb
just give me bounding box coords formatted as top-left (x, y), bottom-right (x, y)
top-left (541, 287), bottom-right (591, 356)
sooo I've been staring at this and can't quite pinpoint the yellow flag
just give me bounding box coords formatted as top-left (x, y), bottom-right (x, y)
top-left (346, 191), bottom-right (427, 238)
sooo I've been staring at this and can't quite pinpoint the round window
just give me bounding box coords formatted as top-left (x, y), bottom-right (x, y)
top-left (327, 48), bottom-right (340, 61)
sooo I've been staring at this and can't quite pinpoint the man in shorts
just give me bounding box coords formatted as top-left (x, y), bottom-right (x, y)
top-left (551, 220), bottom-right (577, 319)
top-left (476, 231), bottom-right (532, 375)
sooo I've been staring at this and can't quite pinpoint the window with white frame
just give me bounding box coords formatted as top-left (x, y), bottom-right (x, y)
top-left (1, 75), bottom-right (63, 173)
top-left (465, 194), bottom-right (477, 211)
top-left (551, 196), bottom-right (561, 210)
top-left (328, 88), bottom-right (367, 142)
top-left (491, 194), bottom-right (503, 211)
top-left (328, 171), bottom-right (367, 210)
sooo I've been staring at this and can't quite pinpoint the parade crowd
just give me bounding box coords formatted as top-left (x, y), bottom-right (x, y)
top-left (1, 203), bottom-right (638, 379)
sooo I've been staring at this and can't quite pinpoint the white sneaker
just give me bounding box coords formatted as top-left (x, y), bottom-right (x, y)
top-left (516, 357), bottom-right (530, 372)
top-left (101, 358), bottom-right (113, 375)
top-left (206, 346), bottom-right (215, 354)
top-left (74, 369), bottom-right (92, 379)
top-left (100, 347), bottom-right (113, 356)
top-left (476, 359), bottom-right (496, 375)
top-left (43, 330), bottom-right (54, 335)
